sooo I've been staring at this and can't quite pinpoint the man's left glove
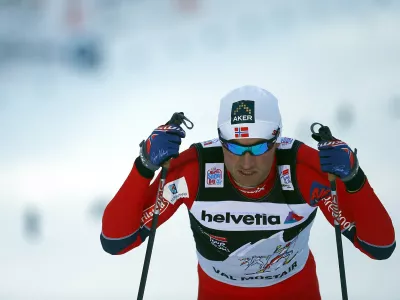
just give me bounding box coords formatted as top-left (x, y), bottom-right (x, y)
top-left (312, 137), bottom-right (359, 182)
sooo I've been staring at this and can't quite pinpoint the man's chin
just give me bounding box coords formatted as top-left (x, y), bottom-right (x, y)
top-left (235, 173), bottom-right (261, 187)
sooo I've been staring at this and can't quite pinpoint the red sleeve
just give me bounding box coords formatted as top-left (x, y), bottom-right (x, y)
top-left (296, 143), bottom-right (396, 260)
top-left (100, 147), bottom-right (199, 255)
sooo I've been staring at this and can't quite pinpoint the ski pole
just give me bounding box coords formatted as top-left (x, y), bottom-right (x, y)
top-left (137, 112), bottom-right (194, 300)
top-left (310, 122), bottom-right (349, 300)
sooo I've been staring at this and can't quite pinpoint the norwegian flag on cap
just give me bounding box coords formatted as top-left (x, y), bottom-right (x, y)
top-left (234, 127), bottom-right (249, 138)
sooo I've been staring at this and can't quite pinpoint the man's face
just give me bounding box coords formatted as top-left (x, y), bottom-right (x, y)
top-left (222, 138), bottom-right (278, 187)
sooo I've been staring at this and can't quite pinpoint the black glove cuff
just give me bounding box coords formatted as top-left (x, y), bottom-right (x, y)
top-left (344, 167), bottom-right (366, 193)
top-left (134, 156), bottom-right (155, 179)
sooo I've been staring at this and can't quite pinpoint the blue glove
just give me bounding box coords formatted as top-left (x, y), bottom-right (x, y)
top-left (317, 139), bottom-right (359, 181)
top-left (139, 124), bottom-right (186, 171)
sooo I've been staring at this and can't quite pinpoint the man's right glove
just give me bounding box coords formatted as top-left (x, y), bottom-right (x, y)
top-left (139, 124), bottom-right (186, 171)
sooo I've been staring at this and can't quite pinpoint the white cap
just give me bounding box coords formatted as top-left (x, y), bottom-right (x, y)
top-left (217, 85), bottom-right (282, 141)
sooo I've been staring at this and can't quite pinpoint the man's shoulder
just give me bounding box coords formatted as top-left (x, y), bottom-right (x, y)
top-left (277, 136), bottom-right (318, 159)
top-left (165, 138), bottom-right (223, 185)
top-left (168, 145), bottom-right (199, 170)
top-left (174, 138), bottom-right (221, 168)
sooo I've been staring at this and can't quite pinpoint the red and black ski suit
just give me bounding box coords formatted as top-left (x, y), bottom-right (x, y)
top-left (101, 138), bottom-right (395, 300)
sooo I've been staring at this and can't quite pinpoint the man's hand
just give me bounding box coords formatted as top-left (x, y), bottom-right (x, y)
top-left (314, 139), bottom-right (359, 182)
top-left (139, 124), bottom-right (186, 172)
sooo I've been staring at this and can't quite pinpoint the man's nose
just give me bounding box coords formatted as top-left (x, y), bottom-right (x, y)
top-left (240, 152), bottom-right (255, 169)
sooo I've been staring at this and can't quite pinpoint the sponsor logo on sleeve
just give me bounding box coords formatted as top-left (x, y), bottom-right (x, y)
top-left (141, 198), bottom-right (169, 226)
top-left (309, 181), bottom-right (355, 231)
top-left (309, 181), bottom-right (331, 206)
top-left (163, 177), bottom-right (189, 204)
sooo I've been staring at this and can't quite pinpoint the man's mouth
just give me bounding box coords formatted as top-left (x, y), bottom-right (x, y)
top-left (238, 170), bottom-right (256, 176)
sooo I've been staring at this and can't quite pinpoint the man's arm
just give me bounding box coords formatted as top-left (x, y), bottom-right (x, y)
top-left (100, 147), bottom-right (199, 255)
top-left (296, 143), bottom-right (396, 260)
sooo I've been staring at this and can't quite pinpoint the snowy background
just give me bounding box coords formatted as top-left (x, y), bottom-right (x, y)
top-left (0, 0), bottom-right (399, 299)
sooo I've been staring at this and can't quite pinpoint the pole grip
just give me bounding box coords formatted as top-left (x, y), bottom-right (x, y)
top-left (328, 173), bottom-right (337, 182)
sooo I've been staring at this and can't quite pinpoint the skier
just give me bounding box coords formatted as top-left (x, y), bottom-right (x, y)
top-left (100, 85), bottom-right (396, 299)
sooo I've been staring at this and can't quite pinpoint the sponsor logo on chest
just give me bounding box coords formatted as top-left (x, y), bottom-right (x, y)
top-left (199, 226), bottom-right (231, 253)
top-left (198, 209), bottom-right (305, 227)
top-left (201, 210), bottom-right (281, 225)
top-left (278, 165), bottom-right (294, 190)
top-left (205, 163), bottom-right (224, 188)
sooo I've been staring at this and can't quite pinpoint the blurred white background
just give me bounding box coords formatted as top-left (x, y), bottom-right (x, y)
top-left (0, 0), bottom-right (399, 299)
